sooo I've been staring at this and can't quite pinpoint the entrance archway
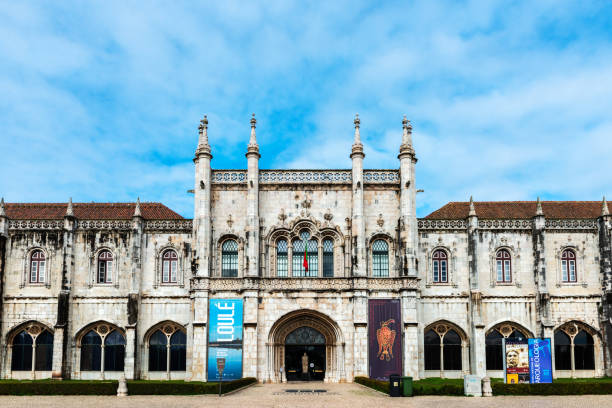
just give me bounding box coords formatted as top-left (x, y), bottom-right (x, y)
top-left (266, 309), bottom-right (345, 383)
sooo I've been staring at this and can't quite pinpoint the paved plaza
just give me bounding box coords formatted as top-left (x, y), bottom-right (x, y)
top-left (0, 383), bottom-right (611, 408)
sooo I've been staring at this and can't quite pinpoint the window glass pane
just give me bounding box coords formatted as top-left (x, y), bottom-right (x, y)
top-left (496, 260), bottom-right (502, 282)
top-left (148, 330), bottom-right (167, 371)
top-left (11, 331), bottom-right (33, 371)
top-left (98, 262), bottom-right (105, 283)
top-left (433, 260), bottom-right (439, 282)
top-left (323, 239), bottom-right (334, 277)
top-left (441, 261), bottom-right (447, 282)
top-left (569, 261), bottom-right (576, 282)
top-left (221, 240), bottom-right (238, 277)
top-left (562, 260), bottom-right (568, 282)
top-left (171, 260), bottom-right (178, 282)
top-left (163, 261), bottom-right (169, 282)
top-left (170, 331), bottom-right (187, 371)
top-left (554, 331), bottom-right (571, 370)
top-left (104, 331), bottom-right (125, 371)
top-left (35, 331), bottom-right (53, 371)
top-left (504, 260), bottom-right (511, 282)
top-left (443, 329), bottom-right (462, 369)
top-left (31, 262), bottom-right (37, 283)
top-left (81, 330), bottom-right (102, 371)
top-left (306, 239), bottom-right (318, 277)
top-left (485, 330), bottom-right (504, 370)
top-left (372, 240), bottom-right (389, 277)
top-left (106, 261), bottom-right (113, 283)
top-left (424, 330), bottom-right (440, 370)
top-left (574, 330), bottom-right (595, 370)
top-left (39, 261), bottom-right (45, 282)
top-left (292, 239), bottom-right (305, 277)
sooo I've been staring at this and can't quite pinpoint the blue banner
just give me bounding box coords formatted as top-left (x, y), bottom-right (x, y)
top-left (208, 299), bottom-right (243, 381)
top-left (528, 338), bottom-right (552, 383)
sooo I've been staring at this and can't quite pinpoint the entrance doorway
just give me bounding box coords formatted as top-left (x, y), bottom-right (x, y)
top-left (284, 327), bottom-right (326, 381)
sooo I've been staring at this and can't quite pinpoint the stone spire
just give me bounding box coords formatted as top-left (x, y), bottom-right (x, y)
top-left (536, 197), bottom-right (544, 216)
top-left (195, 115), bottom-right (212, 158)
top-left (0, 197), bottom-right (5, 217)
top-left (249, 113), bottom-right (257, 146)
top-left (469, 196), bottom-right (476, 217)
top-left (602, 196), bottom-right (609, 216)
top-left (66, 197), bottom-right (74, 217)
top-left (133, 197), bottom-right (142, 218)
top-left (402, 115), bottom-right (413, 146)
top-left (350, 114), bottom-right (364, 158)
top-left (353, 113), bottom-right (361, 145)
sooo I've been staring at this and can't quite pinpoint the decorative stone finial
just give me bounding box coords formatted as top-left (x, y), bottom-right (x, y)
top-left (66, 197), bottom-right (74, 217)
top-left (134, 197), bottom-right (142, 217)
top-left (198, 115), bottom-right (209, 146)
top-left (602, 196), bottom-right (609, 216)
top-left (353, 113), bottom-right (361, 144)
top-left (249, 113), bottom-right (257, 145)
top-left (402, 115), bottom-right (413, 146)
top-left (0, 197), bottom-right (5, 217)
top-left (536, 197), bottom-right (544, 216)
top-left (468, 196), bottom-right (476, 217)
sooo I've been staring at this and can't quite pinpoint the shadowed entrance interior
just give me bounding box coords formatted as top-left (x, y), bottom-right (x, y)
top-left (284, 327), bottom-right (326, 381)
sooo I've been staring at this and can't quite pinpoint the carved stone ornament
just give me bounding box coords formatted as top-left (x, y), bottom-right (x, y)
top-left (278, 209), bottom-right (287, 223)
top-left (324, 210), bottom-right (333, 222)
top-left (377, 214), bottom-right (384, 227)
top-left (227, 215), bottom-right (234, 229)
top-left (433, 324), bottom-right (450, 337)
top-left (301, 198), bottom-right (312, 209)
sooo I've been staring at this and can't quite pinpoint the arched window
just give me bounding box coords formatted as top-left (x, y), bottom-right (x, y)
top-left (10, 325), bottom-right (54, 372)
top-left (554, 331), bottom-right (571, 370)
top-left (170, 330), bottom-right (187, 371)
top-left (424, 329), bottom-right (440, 370)
top-left (561, 249), bottom-right (577, 283)
top-left (148, 326), bottom-right (187, 373)
top-left (292, 231), bottom-right (317, 277)
top-left (276, 239), bottom-right (288, 277)
top-left (80, 330), bottom-right (102, 371)
top-left (104, 331), bottom-right (126, 371)
top-left (443, 330), bottom-right (461, 370)
top-left (80, 325), bottom-right (125, 372)
top-left (97, 250), bottom-right (113, 284)
top-left (322, 239), bottom-right (334, 277)
top-left (485, 325), bottom-right (528, 370)
top-left (149, 330), bottom-right (168, 372)
top-left (424, 324), bottom-right (463, 371)
top-left (495, 249), bottom-right (511, 283)
top-left (221, 240), bottom-right (238, 277)
top-left (554, 323), bottom-right (595, 371)
top-left (11, 330), bottom-right (33, 371)
top-left (432, 250), bottom-right (448, 283)
top-left (35, 330), bottom-right (53, 371)
top-left (372, 240), bottom-right (389, 277)
top-left (162, 249), bottom-right (178, 283)
top-left (30, 250), bottom-right (46, 283)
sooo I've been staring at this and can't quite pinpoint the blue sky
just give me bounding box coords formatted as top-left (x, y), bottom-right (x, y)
top-left (1, 1), bottom-right (611, 218)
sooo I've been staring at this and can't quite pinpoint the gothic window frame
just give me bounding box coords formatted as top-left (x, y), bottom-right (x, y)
top-left (485, 322), bottom-right (532, 371)
top-left (554, 321), bottom-right (598, 373)
top-left (215, 235), bottom-right (244, 278)
top-left (8, 322), bottom-right (54, 373)
top-left (371, 238), bottom-right (390, 277)
top-left (89, 247), bottom-right (119, 288)
top-left (561, 248), bottom-right (577, 283)
top-left (489, 245), bottom-right (520, 287)
top-left (77, 322), bottom-right (126, 374)
top-left (427, 247), bottom-right (453, 285)
top-left (423, 321), bottom-right (468, 374)
top-left (555, 246), bottom-right (585, 287)
top-left (221, 239), bottom-right (239, 277)
top-left (154, 245), bottom-right (184, 288)
top-left (276, 238), bottom-right (289, 277)
top-left (23, 248), bottom-right (51, 288)
top-left (291, 230), bottom-right (319, 278)
top-left (97, 250), bottom-right (114, 284)
top-left (322, 238), bottom-right (334, 278)
top-left (144, 322), bottom-right (187, 378)
top-left (495, 249), bottom-right (512, 283)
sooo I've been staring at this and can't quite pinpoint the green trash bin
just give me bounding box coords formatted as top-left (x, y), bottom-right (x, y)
top-left (401, 376), bottom-right (413, 397)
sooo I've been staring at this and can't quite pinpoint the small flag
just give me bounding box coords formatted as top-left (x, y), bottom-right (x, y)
top-left (303, 236), bottom-right (309, 272)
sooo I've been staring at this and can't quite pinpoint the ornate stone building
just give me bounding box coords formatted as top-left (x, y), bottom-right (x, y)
top-left (0, 115), bottom-right (610, 382)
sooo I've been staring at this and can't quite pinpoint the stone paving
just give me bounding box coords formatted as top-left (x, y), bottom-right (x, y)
top-left (0, 383), bottom-right (611, 408)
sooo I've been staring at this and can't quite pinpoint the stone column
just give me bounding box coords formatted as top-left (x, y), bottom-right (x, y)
top-left (242, 292), bottom-right (258, 378)
top-left (59, 200), bottom-right (75, 379)
top-left (353, 289), bottom-right (368, 377)
top-left (246, 114), bottom-right (260, 277)
top-left (533, 198), bottom-right (551, 337)
top-left (0, 200), bottom-right (8, 379)
top-left (194, 116), bottom-right (213, 277)
top-left (597, 198), bottom-right (612, 376)
top-left (402, 290), bottom-right (419, 378)
top-left (350, 115), bottom-right (366, 277)
top-left (51, 326), bottom-right (65, 378)
top-left (124, 325), bottom-right (136, 379)
top-left (398, 117), bottom-right (418, 277)
top-left (467, 198), bottom-right (485, 376)
top-left (190, 290), bottom-right (209, 381)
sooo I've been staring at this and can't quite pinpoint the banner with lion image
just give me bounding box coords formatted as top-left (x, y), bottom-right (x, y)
top-left (368, 299), bottom-right (402, 379)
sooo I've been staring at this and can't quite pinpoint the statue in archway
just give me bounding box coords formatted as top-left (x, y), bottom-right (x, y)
top-left (301, 352), bottom-right (309, 379)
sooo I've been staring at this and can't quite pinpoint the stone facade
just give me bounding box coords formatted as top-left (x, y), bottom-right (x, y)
top-left (0, 115), bottom-right (610, 382)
